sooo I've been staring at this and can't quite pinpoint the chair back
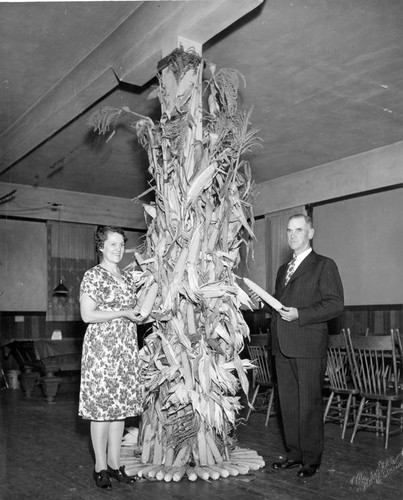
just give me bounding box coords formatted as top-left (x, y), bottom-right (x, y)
top-left (347, 331), bottom-right (399, 397)
top-left (249, 334), bottom-right (269, 347)
top-left (391, 328), bottom-right (402, 386)
top-left (247, 344), bottom-right (273, 386)
top-left (326, 329), bottom-right (357, 392)
top-left (392, 328), bottom-right (402, 358)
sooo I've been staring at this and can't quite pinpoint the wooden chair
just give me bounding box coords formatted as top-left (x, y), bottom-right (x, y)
top-left (248, 333), bottom-right (269, 388)
top-left (323, 328), bottom-right (359, 439)
top-left (392, 328), bottom-right (402, 359)
top-left (391, 328), bottom-right (403, 428)
top-left (1, 368), bottom-right (9, 390)
top-left (362, 328), bottom-right (401, 387)
top-left (246, 343), bottom-right (275, 426)
top-left (347, 330), bottom-right (403, 449)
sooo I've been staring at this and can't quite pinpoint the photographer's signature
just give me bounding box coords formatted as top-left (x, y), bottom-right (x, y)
top-left (350, 450), bottom-right (403, 492)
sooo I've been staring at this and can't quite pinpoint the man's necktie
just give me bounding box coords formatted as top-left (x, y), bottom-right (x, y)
top-left (284, 257), bottom-right (297, 285)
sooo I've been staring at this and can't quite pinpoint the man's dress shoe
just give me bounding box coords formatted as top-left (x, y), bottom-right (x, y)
top-left (297, 464), bottom-right (320, 478)
top-left (272, 459), bottom-right (303, 470)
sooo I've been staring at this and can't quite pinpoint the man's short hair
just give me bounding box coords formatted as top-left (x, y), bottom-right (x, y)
top-left (288, 213), bottom-right (313, 228)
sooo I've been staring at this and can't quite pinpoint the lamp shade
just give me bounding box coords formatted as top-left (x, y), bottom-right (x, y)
top-left (53, 279), bottom-right (69, 296)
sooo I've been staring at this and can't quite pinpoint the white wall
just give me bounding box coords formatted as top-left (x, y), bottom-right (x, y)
top-left (313, 188), bottom-right (403, 306)
top-left (250, 141), bottom-right (403, 307)
top-left (0, 219), bottom-right (47, 311)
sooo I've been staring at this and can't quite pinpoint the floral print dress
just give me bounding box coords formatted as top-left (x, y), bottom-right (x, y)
top-left (79, 265), bottom-right (143, 420)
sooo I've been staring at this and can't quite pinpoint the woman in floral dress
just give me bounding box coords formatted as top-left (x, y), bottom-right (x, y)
top-left (79, 225), bottom-right (145, 489)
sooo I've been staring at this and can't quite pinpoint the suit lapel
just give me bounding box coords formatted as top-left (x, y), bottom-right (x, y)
top-left (277, 263), bottom-right (289, 294)
top-left (278, 251), bottom-right (317, 299)
top-left (288, 251), bottom-right (317, 284)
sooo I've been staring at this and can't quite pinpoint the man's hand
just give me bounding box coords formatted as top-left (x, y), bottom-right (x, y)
top-left (279, 306), bottom-right (299, 322)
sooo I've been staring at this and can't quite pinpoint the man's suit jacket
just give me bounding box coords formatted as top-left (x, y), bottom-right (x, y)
top-left (272, 250), bottom-right (344, 359)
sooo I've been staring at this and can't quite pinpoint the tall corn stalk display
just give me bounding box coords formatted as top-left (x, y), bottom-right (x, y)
top-left (89, 48), bottom-right (264, 481)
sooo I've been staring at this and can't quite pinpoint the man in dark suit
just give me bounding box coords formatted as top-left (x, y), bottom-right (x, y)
top-left (271, 214), bottom-right (344, 478)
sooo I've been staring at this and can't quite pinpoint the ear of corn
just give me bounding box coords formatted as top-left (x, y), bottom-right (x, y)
top-left (243, 276), bottom-right (283, 311)
top-left (138, 281), bottom-right (159, 317)
top-left (185, 467), bottom-right (198, 481)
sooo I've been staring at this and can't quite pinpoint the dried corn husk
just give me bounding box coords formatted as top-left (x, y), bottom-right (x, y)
top-left (89, 47), bottom-right (263, 481)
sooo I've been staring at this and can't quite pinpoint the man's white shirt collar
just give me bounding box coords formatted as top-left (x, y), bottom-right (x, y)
top-left (293, 247), bottom-right (312, 269)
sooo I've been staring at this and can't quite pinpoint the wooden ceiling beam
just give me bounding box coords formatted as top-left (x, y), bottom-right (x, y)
top-left (118, 0), bottom-right (264, 85)
top-left (0, 181), bottom-right (147, 229)
top-left (0, 0), bottom-right (263, 174)
top-left (0, 68), bottom-right (118, 174)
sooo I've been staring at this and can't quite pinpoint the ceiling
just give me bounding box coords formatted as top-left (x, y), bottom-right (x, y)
top-left (1, 0), bottom-right (402, 202)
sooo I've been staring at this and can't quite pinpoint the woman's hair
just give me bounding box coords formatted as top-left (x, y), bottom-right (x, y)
top-left (94, 225), bottom-right (127, 253)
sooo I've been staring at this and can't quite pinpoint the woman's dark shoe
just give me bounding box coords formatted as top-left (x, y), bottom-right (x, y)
top-left (93, 469), bottom-right (112, 489)
top-left (107, 465), bottom-right (136, 483)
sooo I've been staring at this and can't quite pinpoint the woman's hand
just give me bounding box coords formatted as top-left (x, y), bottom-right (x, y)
top-left (80, 293), bottom-right (150, 324)
top-left (124, 309), bottom-right (146, 323)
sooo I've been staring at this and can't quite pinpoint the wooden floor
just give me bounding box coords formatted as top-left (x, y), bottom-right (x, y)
top-left (1, 388), bottom-right (402, 500)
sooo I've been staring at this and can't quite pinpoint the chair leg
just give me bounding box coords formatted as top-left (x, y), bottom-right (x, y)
top-left (341, 393), bottom-right (353, 439)
top-left (252, 370), bottom-right (257, 389)
top-left (351, 397), bottom-right (366, 444)
top-left (336, 395), bottom-right (343, 424)
top-left (323, 392), bottom-right (334, 423)
top-left (351, 395), bottom-right (357, 420)
top-left (246, 384), bottom-right (260, 421)
top-left (375, 402), bottom-right (383, 436)
top-left (385, 400), bottom-right (392, 450)
top-left (265, 388), bottom-right (275, 426)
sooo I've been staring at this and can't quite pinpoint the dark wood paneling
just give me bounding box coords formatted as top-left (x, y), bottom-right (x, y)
top-left (0, 312), bottom-right (86, 342)
top-left (340, 305), bottom-right (403, 334)
top-left (242, 309), bottom-right (272, 336)
top-left (243, 305), bottom-right (402, 338)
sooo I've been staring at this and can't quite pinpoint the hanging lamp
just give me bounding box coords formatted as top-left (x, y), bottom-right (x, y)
top-left (53, 278), bottom-right (69, 296)
top-left (52, 205), bottom-right (69, 297)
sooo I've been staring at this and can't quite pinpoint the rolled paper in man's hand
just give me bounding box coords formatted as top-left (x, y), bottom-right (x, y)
top-left (243, 277), bottom-right (284, 311)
